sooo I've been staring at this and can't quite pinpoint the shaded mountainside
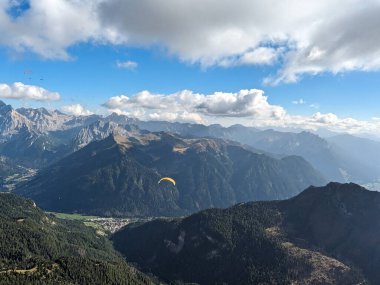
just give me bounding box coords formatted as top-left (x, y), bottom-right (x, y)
top-left (0, 155), bottom-right (28, 178)
top-left (0, 155), bottom-right (34, 192)
top-left (281, 183), bottom-right (380, 284)
top-left (15, 134), bottom-right (183, 217)
top-left (0, 127), bottom-right (70, 168)
top-left (16, 133), bottom-right (325, 217)
top-left (0, 193), bottom-right (154, 285)
top-left (112, 183), bottom-right (378, 285)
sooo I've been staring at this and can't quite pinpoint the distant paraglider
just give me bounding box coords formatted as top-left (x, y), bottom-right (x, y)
top-left (158, 177), bottom-right (176, 186)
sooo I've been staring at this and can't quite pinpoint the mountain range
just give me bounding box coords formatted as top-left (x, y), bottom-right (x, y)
top-left (15, 132), bottom-right (325, 216)
top-left (112, 182), bottom-right (377, 285)
top-left (133, 119), bottom-right (380, 183)
top-left (0, 101), bottom-right (379, 185)
top-left (0, 100), bottom-right (379, 222)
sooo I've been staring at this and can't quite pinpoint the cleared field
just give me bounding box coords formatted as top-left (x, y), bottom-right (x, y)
top-left (47, 212), bottom-right (98, 221)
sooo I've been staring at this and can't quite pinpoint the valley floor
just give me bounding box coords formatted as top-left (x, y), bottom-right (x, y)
top-left (48, 211), bottom-right (161, 234)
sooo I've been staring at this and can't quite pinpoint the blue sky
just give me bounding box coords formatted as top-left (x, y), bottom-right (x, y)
top-left (2, 43), bottom-right (379, 119)
top-left (1, 0), bottom-right (380, 134)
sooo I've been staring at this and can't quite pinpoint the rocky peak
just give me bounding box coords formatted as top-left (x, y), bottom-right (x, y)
top-left (16, 107), bottom-right (72, 132)
top-left (105, 112), bottom-right (138, 125)
top-left (72, 120), bottom-right (131, 150)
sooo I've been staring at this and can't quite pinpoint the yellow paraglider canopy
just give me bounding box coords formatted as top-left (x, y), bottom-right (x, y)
top-left (158, 177), bottom-right (176, 186)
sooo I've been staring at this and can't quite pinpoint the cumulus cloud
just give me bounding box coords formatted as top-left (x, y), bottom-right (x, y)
top-left (102, 87), bottom-right (380, 134)
top-left (148, 111), bottom-right (205, 124)
top-left (194, 89), bottom-right (286, 118)
top-left (103, 89), bottom-right (286, 124)
top-left (61, 104), bottom-right (93, 116)
top-left (2, 0), bottom-right (380, 82)
top-left (116, 60), bottom-right (138, 70)
top-left (0, 82), bottom-right (60, 101)
top-left (312, 112), bottom-right (338, 124)
top-left (282, 113), bottom-right (380, 135)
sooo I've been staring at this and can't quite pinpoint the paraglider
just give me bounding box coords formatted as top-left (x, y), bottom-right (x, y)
top-left (158, 177), bottom-right (176, 186)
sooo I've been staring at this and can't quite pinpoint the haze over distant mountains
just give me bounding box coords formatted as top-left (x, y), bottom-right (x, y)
top-left (131, 120), bottom-right (380, 183)
top-left (0, 100), bottom-right (379, 187)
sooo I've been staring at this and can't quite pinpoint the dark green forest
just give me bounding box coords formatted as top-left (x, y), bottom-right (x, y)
top-left (16, 133), bottom-right (325, 217)
top-left (113, 183), bottom-right (375, 285)
top-left (0, 193), bottom-right (155, 285)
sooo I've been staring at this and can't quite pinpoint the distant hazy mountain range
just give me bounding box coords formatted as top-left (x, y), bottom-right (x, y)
top-left (113, 182), bottom-right (378, 285)
top-left (16, 132), bottom-right (325, 216)
top-left (132, 119), bottom-right (380, 183)
top-left (0, 100), bottom-right (378, 184)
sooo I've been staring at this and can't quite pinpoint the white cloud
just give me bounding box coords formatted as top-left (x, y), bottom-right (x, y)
top-left (148, 111), bottom-right (205, 124)
top-left (61, 104), bottom-right (93, 116)
top-left (103, 89), bottom-right (286, 124)
top-left (103, 87), bottom-right (380, 135)
top-left (0, 0), bottom-right (101, 59)
top-left (239, 47), bottom-right (280, 65)
top-left (282, 113), bottom-right (380, 135)
top-left (311, 112), bottom-right (338, 124)
top-left (292, 99), bottom-right (305, 105)
top-left (2, 1), bottom-right (380, 82)
top-left (195, 89), bottom-right (286, 118)
top-left (0, 82), bottom-right (60, 101)
top-left (83, 0), bottom-right (380, 82)
top-left (116, 60), bottom-right (138, 70)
